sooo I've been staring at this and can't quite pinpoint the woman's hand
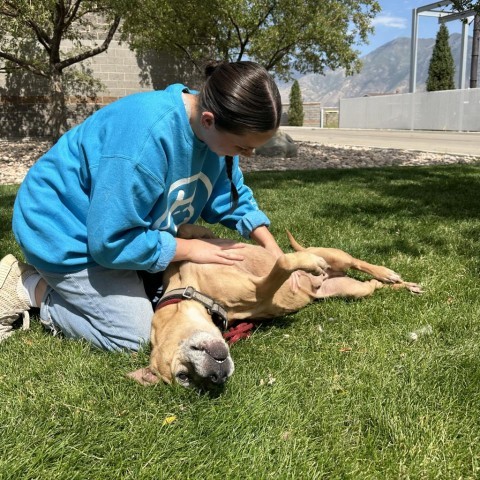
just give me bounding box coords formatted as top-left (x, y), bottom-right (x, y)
top-left (173, 238), bottom-right (245, 265)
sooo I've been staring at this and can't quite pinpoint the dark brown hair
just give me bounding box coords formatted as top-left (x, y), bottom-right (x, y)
top-left (200, 60), bottom-right (282, 135)
top-left (201, 61), bottom-right (282, 209)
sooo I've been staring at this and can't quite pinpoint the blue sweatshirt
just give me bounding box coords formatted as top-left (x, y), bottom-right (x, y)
top-left (13, 84), bottom-right (270, 273)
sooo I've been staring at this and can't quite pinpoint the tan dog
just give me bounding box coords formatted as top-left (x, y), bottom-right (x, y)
top-left (128, 224), bottom-right (421, 390)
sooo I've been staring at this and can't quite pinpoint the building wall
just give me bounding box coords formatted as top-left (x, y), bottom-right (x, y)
top-left (0, 37), bottom-right (201, 138)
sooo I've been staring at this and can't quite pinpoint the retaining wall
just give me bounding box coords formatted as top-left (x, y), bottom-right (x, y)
top-left (339, 88), bottom-right (480, 131)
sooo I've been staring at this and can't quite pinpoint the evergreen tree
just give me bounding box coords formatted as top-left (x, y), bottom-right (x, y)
top-left (426, 24), bottom-right (456, 91)
top-left (288, 80), bottom-right (304, 126)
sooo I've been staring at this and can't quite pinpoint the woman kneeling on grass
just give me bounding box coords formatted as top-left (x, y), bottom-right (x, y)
top-left (0, 61), bottom-right (283, 349)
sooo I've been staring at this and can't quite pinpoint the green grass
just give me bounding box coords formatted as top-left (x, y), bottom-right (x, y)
top-left (2, 165), bottom-right (480, 479)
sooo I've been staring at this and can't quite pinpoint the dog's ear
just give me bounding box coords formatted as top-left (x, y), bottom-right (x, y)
top-left (126, 367), bottom-right (161, 386)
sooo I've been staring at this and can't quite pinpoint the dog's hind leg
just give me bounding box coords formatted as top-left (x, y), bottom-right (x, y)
top-left (344, 258), bottom-right (422, 294)
top-left (287, 231), bottom-right (401, 281)
top-left (315, 276), bottom-right (421, 299)
top-left (286, 230), bottom-right (422, 294)
top-left (314, 277), bottom-right (384, 299)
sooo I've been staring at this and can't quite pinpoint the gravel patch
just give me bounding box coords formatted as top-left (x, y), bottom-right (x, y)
top-left (1, 139), bottom-right (479, 185)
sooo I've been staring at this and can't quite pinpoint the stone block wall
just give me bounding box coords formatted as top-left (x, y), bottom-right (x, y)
top-left (0, 35), bottom-right (201, 138)
top-left (281, 103), bottom-right (340, 128)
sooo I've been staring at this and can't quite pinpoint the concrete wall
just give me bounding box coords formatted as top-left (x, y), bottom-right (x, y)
top-left (339, 88), bottom-right (480, 132)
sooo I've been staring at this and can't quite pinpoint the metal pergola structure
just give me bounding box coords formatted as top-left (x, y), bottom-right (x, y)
top-left (409, 0), bottom-right (476, 92)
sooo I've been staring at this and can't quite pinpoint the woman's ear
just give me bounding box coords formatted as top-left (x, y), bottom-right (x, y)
top-left (201, 111), bottom-right (215, 129)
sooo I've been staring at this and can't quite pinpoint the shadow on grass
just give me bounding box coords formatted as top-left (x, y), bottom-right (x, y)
top-left (0, 188), bottom-right (18, 246)
top-left (246, 165), bottom-right (480, 261)
top-left (246, 165), bottom-right (480, 220)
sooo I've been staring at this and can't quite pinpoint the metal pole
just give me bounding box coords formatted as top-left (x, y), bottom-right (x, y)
top-left (459, 19), bottom-right (469, 89)
top-left (471, 14), bottom-right (480, 88)
top-left (410, 8), bottom-right (419, 93)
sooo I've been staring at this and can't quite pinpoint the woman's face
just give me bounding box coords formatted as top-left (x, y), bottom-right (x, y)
top-left (200, 113), bottom-right (276, 157)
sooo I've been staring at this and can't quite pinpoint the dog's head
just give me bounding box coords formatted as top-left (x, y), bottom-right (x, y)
top-left (129, 300), bottom-right (234, 390)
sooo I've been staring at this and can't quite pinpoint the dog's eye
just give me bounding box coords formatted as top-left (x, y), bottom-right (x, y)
top-left (176, 372), bottom-right (189, 383)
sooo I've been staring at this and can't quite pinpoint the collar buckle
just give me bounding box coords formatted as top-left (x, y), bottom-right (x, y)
top-left (208, 303), bottom-right (229, 331)
top-left (182, 286), bottom-right (195, 299)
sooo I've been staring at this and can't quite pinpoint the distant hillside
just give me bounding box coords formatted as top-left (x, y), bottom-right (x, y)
top-left (279, 34), bottom-right (478, 106)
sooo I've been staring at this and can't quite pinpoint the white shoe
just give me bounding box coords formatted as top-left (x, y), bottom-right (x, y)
top-left (0, 254), bottom-right (36, 341)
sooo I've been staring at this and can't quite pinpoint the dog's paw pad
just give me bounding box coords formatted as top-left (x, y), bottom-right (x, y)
top-left (314, 258), bottom-right (329, 274)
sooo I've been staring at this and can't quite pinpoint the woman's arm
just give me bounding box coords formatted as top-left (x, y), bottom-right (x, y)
top-left (250, 225), bottom-right (283, 259)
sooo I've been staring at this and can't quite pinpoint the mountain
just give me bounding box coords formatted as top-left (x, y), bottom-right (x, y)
top-left (279, 34), bottom-right (478, 107)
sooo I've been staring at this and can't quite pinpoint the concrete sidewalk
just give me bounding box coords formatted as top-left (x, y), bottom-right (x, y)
top-left (280, 127), bottom-right (480, 157)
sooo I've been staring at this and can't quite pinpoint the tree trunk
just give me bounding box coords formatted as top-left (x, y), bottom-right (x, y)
top-left (49, 68), bottom-right (67, 141)
top-left (471, 14), bottom-right (480, 89)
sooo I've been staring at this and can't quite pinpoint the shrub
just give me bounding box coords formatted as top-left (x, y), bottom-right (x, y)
top-left (288, 80), bottom-right (304, 126)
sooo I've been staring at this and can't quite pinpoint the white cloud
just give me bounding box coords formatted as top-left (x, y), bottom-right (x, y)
top-left (372, 15), bottom-right (408, 29)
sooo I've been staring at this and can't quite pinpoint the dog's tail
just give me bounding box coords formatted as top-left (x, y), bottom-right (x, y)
top-left (286, 230), bottom-right (306, 252)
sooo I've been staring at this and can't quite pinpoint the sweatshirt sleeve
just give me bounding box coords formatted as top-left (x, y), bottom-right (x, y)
top-left (201, 156), bottom-right (271, 238)
top-left (86, 155), bottom-right (177, 272)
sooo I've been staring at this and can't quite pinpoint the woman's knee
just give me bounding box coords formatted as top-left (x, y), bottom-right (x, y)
top-left (41, 285), bottom-right (154, 352)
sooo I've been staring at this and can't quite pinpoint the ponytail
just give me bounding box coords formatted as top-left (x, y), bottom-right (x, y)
top-left (225, 155), bottom-right (239, 211)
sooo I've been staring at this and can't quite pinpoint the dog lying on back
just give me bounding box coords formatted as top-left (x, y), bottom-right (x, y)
top-left (128, 224), bottom-right (421, 390)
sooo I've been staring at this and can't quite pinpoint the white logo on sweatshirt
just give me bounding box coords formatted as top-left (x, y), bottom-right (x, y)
top-left (152, 172), bottom-right (213, 232)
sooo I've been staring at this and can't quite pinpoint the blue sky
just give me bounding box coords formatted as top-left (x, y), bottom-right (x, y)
top-left (360, 0), bottom-right (472, 56)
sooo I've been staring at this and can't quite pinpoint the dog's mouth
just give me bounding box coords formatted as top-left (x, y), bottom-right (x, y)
top-left (175, 332), bottom-right (235, 390)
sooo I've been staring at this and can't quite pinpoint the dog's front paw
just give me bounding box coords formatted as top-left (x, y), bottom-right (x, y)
top-left (310, 256), bottom-right (329, 276)
top-left (312, 257), bottom-right (330, 275)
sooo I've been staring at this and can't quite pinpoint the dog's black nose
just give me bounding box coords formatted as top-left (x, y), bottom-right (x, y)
top-left (209, 372), bottom-right (228, 385)
top-left (204, 341), bottom-right (229, 362)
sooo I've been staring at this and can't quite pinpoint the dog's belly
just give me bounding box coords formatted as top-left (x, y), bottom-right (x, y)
top-left (164, 244), bottom-right (280, 314)
top-left (173, 243), bottom-right (276, 280)
top-left (164, 244), bottom-right (317, 321)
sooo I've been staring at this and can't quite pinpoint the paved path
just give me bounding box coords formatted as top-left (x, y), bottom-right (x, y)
top-left (280, 127), bottom-right (480, 156)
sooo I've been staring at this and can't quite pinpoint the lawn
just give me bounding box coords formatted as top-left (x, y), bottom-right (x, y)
top-left (1, 165), bottom-right (480, 479)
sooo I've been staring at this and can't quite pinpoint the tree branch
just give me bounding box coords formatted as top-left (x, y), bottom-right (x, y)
top-left (50, 0), bottom-right (67, 64)
top-left (173, 42), bottom-right (202, 73)
top-left (227, 15), bottom-right (247, 61)
top-left (26, 18), bottom-right (52, 55)
top-left (2, 1), bottom-right (52, 53)
top-left (56, 15), bottom-right (121, 70)
top-left (0, 51), bottom-right (47, 77)
top-left (264, 42), bottom-right (295, 71)
top-left (0, 8), bottom-right (18, 18)
top-left (63, 0), bottom-right (84, 33)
